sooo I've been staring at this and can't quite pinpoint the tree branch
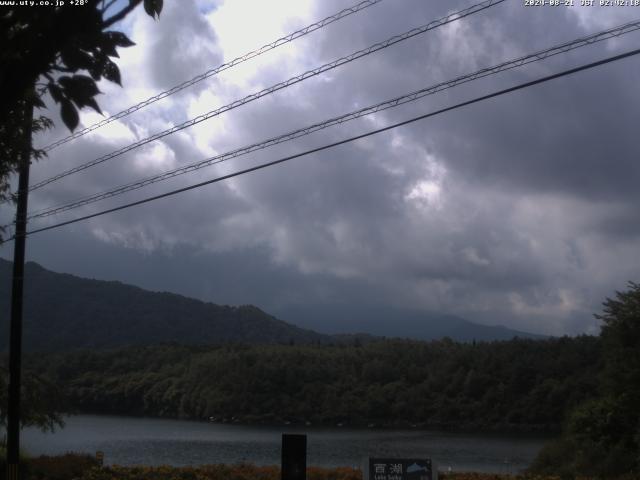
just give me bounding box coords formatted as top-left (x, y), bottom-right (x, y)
top-left (101, 0), bottom-right (118, 16)
top-left (51, 65), bottom-right (74, 73)
top-left (103, 0), bottom-right (142, 28)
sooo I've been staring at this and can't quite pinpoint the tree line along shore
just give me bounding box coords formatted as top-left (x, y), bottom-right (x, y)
top-left (25, 336), bottom-right (599, 432)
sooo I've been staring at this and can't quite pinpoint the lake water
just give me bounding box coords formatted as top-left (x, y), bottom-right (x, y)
top-left (22, 415), bottom-right (551, 474)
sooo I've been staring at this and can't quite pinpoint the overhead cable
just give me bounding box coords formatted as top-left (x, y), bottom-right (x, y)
top-left (24, 19), bottom-right (640, 221)
top-left (10, 47), bottom-right (639, 242)
top-left (27, 0), bottom-right (505, 192)
top-left (40, 0), bottom-right (385, 152)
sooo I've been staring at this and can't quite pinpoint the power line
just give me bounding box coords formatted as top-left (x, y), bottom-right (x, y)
top-left (26, 0), bottom-right (505, 193)
top-left (11, 47), bottom-right (639, 242)
top-left (40, 0), bottom-right (385, 152)
top-left (23, 19), bottom-right (640, 222)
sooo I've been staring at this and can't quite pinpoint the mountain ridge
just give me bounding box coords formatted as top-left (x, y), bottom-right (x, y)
top-left (0, 258), bottom-right (543, 351)
top-left (0, 259), bottom-right (330, 351)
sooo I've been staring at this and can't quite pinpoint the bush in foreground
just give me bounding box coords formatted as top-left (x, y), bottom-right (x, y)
top-left (3, 455), bottom-right (640, 480)
top-left (28, 453), bottom-right (100, 480)
top-left (77, 464), bottom-right (363, 480)
top-left (0, 453), bottom-right (98, 480)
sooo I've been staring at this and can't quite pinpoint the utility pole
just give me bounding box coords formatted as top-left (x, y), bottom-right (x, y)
top-left (6, 98), bottom-right (34, 480)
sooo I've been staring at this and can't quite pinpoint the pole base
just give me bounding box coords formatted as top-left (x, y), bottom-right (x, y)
top-left (7, 462), bottom-right (20, 480)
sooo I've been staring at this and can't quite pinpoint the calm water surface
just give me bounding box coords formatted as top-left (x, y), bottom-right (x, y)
top-left (22, 415), bottom-right (551, 473)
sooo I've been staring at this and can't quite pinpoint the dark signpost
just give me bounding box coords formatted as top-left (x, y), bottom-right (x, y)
top-left (368, 458), bottom-right (435, 480)
top-left (281, 434), bottom-right (307, 480)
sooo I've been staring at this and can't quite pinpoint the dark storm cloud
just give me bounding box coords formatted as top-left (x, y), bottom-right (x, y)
top-left (419, 59), bottom-right (640, 201)
top-left (213, 0), bottom-right (640, 334)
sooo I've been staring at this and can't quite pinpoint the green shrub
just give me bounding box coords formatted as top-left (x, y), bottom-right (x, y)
top-left (527, 438), bottom-right (578, 479)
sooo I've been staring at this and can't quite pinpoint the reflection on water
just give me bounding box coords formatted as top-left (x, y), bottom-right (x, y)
top-left (22, 415), bottom-right (551, 473)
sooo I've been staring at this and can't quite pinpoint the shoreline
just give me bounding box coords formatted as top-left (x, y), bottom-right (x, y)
top-left (61, 411), bottom-right (560, 436)
top-left (22, 414), bottom-right (549, 474)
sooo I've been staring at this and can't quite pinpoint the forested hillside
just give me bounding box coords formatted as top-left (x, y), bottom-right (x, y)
top-left (0, 259), bottom-right (330, 351)
top-left (29, 336), bottom-right (600, 432)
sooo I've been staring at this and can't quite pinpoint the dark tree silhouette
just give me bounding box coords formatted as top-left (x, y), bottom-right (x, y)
top-left (0, 365), bottom-right (65, 433)
top-left (0, 0), bottom-right (164, 206)
top-left (530, 282), bottom-right (640, 478)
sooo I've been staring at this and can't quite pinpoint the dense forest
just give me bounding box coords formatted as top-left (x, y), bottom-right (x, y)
top-left (27, 336), bottom-right (600, 432)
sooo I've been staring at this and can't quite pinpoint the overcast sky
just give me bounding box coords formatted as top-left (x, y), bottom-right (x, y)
top-left (2, 0), bottom-right (639, 336)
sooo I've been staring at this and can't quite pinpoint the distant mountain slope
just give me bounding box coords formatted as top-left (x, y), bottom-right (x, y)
top-left (0, 259), bottom-right (543, 352)
top-left (0, 259), bottom-right (330, 352)
top-left (276, 305), bottom-right (546, 342)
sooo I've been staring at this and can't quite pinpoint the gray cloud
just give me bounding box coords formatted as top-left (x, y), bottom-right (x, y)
top-left (2, 0), bottom-right (639, 337)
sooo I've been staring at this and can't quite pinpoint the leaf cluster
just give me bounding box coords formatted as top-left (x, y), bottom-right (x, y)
top-left (0, 364), bottom-right (65, 433)
top-left (1, 0), bottom-right (164, 131)
top-left (0, 0), bottom-right (164, 209)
